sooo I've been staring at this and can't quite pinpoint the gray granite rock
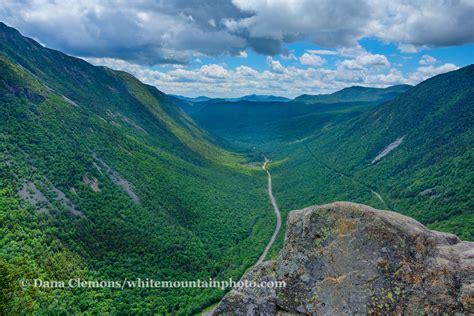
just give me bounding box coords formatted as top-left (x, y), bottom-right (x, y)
top-left (214, 202), bottom-right (474, 315)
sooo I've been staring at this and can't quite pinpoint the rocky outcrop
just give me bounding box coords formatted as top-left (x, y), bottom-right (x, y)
top-left (214, 202), bottom-right (474, 315)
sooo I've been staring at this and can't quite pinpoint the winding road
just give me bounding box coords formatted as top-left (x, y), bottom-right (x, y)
top-left (202, 155), bottom-right (281, 315)
top-left (256, 155), bottom-right (282, 265)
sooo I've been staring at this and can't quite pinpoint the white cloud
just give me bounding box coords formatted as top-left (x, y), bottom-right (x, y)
top-left (237, 51), bottom-right (248, 58)
top-left (419, 54), bottom-right (437, 65)
top-left (299, 53), bottom-right (326, 66)
top-left (409, 63), bottom-right (458, 82)
top-left (398, 44), bottom-right (421, 53)
top-left (231, 0), bottom-right (474, 54)
top-left (83, 48), bottom-right (459, 99)
top-left (200, 64), bottom-right (229, 79)
top-left (306, 49), bottom-right (338, 55)
top-left (235, 65), bottom-right (258, 76)
top-left (0, 0), bottom-right (249, 64)
top-left (370, 1), bottom-right (474, 50)
top-left (356, 54), bottom-right (391, 67)
top-left (366, 68), bottom-right (406, 85)
top-left (337, 45), bottom-right (368, 57)
top-left (332, 53), bottom-right (393, 83)
top-left (266, 56), bottom-right (285, 73)
top-left (280, 52), bottom-right (297, 60)
top-left (0, 0), bottom-right (472, 65)
top-left (338, 53), bottom-right (390, 71)
top-left (84, 53), bottom-right (415, 98)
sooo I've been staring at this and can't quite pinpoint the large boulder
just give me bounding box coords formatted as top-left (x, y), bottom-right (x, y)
top-left (214, 202), bottom-right (474, 315)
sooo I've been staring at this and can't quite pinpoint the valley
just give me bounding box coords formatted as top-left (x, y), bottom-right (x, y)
top-left (183, 65), bottom-right (474, 255)
top-left (202, 155), bottom-right (281, 315)
top-left (0, 22), bottom-right (472, 315)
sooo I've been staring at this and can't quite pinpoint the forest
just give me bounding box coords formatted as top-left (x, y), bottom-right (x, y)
top-left (0, 21), bottom-right (473, 314)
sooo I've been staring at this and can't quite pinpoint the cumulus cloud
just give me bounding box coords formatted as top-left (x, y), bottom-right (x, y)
top-left (229, 0), bottom-right (371, 51)
top-left (409, 63), bottom-right (459, 82)
top-left (419, 55), bottom-right (437, 65)
top-left (337, 45), bottom-right (369, 57)
top-left (370, 1), bottom-right (474, 49)
top-left (237, 51), bottom-right (248, 58)
top-left (280, 52), bottom-right (297, 61)
top-left (1, 0), bottom-right (472, 65)
top-left (338, 54), bottom-right (390, 71)
top-left (200, 64), bottom-right (229, 79)
top-left (1, 0), bottom-right (464, 98)
top-left (307, 49), bottom-right (339, 56)
top-left (299, 53), bottom-right (326, 66)
top-left (266, 56), bottom-right (285, 73)
top-left (230, 0), bottom-right (474, 53)
top-left (398, 44), bottom-right (422, 54)
top-left (235, 65), bottom-right (258, 76)
top-left (84, 52), bottom-right (459, 98)
top-left (0, 0), bottom-right (250, 64)
top-left (84, 54), bottom-right (420, 98)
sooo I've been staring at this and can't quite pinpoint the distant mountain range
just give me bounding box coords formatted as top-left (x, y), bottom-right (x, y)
top-left (225, 94), bottom-right (290, 102)
top-left (173, 86), bottom-right (413, 105)
top-left (183, 85), bottom-right (411, 142)
top-left (174, 85), bottom-right (413, 117)
top-left (169, 94), bottom-right (212, 102)
top-left (172, 93), bottom-right (290, 103)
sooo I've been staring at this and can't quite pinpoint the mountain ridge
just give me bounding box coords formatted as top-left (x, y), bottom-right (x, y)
top-left (172, 94), bottom-right (290, 103)
top-left (270, 64), bottom-right (474, 242)
top-left (0, 22), bottom-right (275, 314)
top-left (293, 84), bottom-right (413, 104)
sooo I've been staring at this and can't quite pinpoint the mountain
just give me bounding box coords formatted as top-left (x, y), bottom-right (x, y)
top-left (0, 23), bottom-right (274, 314)
top-left (175, 94), bottom-right (290, 117)
top-left (180, 65), bottom-right (473, 261)
top-left (269, 65), bottom-right (474, 242)
top-left (294, 84), bottom-right (412, 104)
top-left (186, 85), bottom-right (410, 147)
top-left (176, 86), bottom-right (412, 148)
top-left (173, 94), bottom-right (289, 103)
top-left (224, 94), bottom-right (290, 103)
top-left (170, 94), bottom-right (212, 103)
top-left (216, 202), bottom-right (474, 314)
top-left (1, 21), bottom-right (472, 314)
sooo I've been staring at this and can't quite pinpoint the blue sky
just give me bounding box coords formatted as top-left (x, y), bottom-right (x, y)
top-left (1, 0), bottom-right (473, 98)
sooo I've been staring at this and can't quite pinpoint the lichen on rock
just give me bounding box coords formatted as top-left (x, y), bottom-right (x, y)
top-left (214, 202), bottom-right (474, 315)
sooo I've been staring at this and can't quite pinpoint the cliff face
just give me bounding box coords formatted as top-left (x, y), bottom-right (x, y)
top-left (215, 202), bottom-right (474, 315)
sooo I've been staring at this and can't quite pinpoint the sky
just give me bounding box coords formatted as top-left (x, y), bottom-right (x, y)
top-left (1, 0), bottom-right (473, 98)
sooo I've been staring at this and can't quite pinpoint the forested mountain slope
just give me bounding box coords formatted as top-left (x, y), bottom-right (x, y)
top-left (186, 86), bottom-right (409, 148)
top-left (293, 84), bottom-right (412, 104)
top-left (0, 23), bottom-right (273, 314)
top-left (271, 65), bottom-right (473, 242)
top-left (182, 65), bottom-right (473, 258)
